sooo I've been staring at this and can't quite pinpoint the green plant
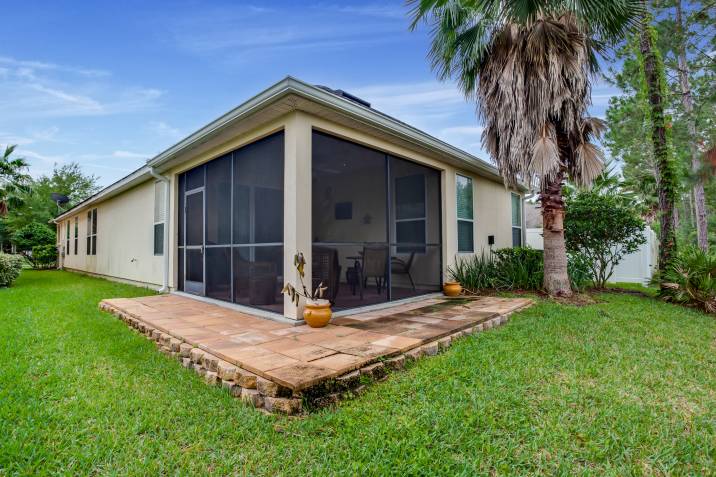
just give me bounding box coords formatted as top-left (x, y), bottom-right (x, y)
top-left (11, 222), bottom-right (55, 269)
top-left (449, 247), bottom-right (594, 293)
top-left (492, 248), bottom-right (544, 290)
top-left (32, 244), bottom-right (57, 269)
top-left (659, 246), bottom-right (716, 313)
top-left (565, 191), bottom-right (646, 288)
top-left (0, 252), bottom-right (23, 287)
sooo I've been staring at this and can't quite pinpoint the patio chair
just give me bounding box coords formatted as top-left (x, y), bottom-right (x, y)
top-left (391, 251), bottom-right (416, 292)
top-left (358, 246), bottom-right (388, 299)
top-left (312, 247), bottom-right (341, 305)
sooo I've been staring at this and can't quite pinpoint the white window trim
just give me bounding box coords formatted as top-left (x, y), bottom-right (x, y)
top-left (511, 193), bottom-right (523, 247)
top-left (456, 174), bottom-right (474, 253)
top-left (153, 181), bottom-right (166, 256)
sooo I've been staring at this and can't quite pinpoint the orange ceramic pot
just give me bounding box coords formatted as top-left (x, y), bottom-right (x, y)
top-left (303, 300), bottom-right (332, 328)
top-left (443, 281), bottom-right (462, 297)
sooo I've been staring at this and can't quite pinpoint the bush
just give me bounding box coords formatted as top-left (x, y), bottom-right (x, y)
top-left (659, 246), bottom-right (716, 313)
top-left (32, 244), bottom-right (57, 269)
top-left (11, 222), bottom-right (56, 269)
top-left (449, 247), bottom-right (595, 293)
top-left (0, 253), bottom-right (23, 287)
top-left (565, 191), bottom-right (646, 288)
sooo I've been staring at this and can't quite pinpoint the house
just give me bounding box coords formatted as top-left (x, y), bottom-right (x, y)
top-left (54, 77), bottom-right (525, 322)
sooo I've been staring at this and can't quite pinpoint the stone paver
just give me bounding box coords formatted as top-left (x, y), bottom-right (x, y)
top-left (101, 294), bottom-right (532, 392)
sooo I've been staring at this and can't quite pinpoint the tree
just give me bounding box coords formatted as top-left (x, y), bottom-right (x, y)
top-left (673, 0), bottom-right (708, 250)
top-left (11, 222), bottom-right (56, 268)
top-left (410, 0), bottom-right (643, 296)
top-left (0, 145), bottom-right (31, 217)
top-left (639, 15), bottom-right (680, 273)
top-left (565, 191), bottom-right (647, 288)
top-left (0, 162), bottom-right (100, 247)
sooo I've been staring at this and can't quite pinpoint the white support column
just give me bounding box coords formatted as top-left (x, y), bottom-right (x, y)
top-left (283, 112), bottom-right (313, 320)
top-left (442, 169), bottom-right (457, 278)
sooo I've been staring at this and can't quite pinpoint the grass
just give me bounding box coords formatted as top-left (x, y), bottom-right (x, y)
top-left (1, 270), bottom-right (715, 476)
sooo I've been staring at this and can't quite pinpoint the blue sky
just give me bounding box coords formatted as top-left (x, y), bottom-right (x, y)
top-left (0, 1), bottom-right (619, 186)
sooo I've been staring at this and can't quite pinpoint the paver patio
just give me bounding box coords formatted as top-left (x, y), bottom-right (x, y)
top-left (100, 294), bottom-right (532, 392)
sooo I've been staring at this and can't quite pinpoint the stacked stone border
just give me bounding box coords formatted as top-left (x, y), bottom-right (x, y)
top-left (99, 300), bottom-right (529, 415)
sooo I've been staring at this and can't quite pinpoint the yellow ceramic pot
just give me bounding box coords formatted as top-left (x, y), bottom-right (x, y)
top-left (443, 281), bottom-right (462, 297)
top-left (303, 300), bottom-right (332, 328)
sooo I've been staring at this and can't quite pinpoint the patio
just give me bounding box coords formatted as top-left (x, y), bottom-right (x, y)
top-left (100, 293), bottom-right (532, 413)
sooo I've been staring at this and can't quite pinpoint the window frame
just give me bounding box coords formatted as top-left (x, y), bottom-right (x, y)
top-left (153, 181), bottom-right (166, 256)
top-left (74, 217), bottom-right (78, 255)
top-left (394, 173), bottom-right (428, 254)
top-left (511, 192), bottom-right (523, 247)
top-left (456, 174), bottom-right (474, 253)
top-left (86, 208), bottom-right (97, 255)
top-left (65, 220), bottom-right (70, 256)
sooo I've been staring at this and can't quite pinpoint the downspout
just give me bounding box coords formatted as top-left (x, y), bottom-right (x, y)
top-left (150, 167), bottom-right (171, 293)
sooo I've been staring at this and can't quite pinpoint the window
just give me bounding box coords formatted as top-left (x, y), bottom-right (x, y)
top-left (511, 193), bottom-right (522, 247)
top-left (456, 174), bottom-right (474, 252)
top-left (74, 217), bottom-right (78, 255)
top-left (395, 174), bottom-right (426, 253)
top-left (86, 208), bottom-right (97, 255)
top-left (153, 181), bottom-right (166, 255)
top-left (65, 220), bottom-right (70, 256)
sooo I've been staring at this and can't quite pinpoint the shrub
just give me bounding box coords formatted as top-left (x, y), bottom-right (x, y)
top-left (449, 247), bottom-right (594, 293)
top-left (11, 222), bottom-right (56, 269)
top-left (32, 244), bottom-right (57, 269)
top-left (565, 191), bottom-right (646, 288)
top-left (0, 253), bottom-right (23, 287)
top-left (491, 247), bottom-right (543, 290)
top-left (659, 246), bottom-right (716, 313)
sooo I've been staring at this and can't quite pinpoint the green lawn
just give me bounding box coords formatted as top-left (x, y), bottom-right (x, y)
top-left (1, 271), bottom-right (715, 476)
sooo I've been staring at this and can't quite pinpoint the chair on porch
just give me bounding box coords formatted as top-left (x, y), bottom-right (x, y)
top-left (358, 246), bottom-right (388, 299)
top-left (312, 247), bottom-right (341, 305)
top-left (391, 251), bottom-right (416, 292)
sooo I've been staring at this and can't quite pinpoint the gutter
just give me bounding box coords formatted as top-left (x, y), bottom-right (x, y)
top-left (149, 168), bottom-right (171, 293)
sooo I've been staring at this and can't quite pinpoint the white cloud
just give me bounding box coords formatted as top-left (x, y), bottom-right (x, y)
top-left (112, 150), bottom-right (148, 159)
top-left (148, 120), bottom-right (182, 139)
top-left (0, 56), bottom-right (110, 77)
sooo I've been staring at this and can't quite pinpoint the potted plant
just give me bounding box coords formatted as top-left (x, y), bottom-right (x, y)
top-left (443, 281), bottom-right (462, 297)
top-left (282, 252), bottom-right (331, 328)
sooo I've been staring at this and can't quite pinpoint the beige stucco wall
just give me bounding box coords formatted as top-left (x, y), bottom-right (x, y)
top-left (58, 109), bottom-right (522, 318)
top-left (57, 180), bottom-right (163, 288)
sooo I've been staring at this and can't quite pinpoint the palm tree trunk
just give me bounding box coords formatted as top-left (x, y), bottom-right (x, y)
top-left (639, 17), bottom-right (678, 272)
top-left (540, 166), bottom-right (572, 297)
top-left (675, 0), bottom-right (708, 251)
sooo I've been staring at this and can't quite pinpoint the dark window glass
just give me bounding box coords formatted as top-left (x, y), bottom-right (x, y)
top-left (233, 246), bottom-right (283, 312)
top-left (395, 174), bottom-right (425, 220)
top-left (206, 247), bottom-right (231, 301)
top-left (233, 133), bottom-right (284, 244)
top-left (396, 220), bottom-right (426, 250)
top-left (512, 228), bottom-right (522, 247)
top-left (206, 154), bottom-right (231, 245)
top-left (178, 174), bottom-right (185, 246)
top-left (185, 165), bottom-right (204, 191)
top-left (186, 249), bottom-right (203, 283)
top-left (92, 236), bottom-right (97, 255)
top-left (458, 221), bottom-right (474, 253)
top-left (185, 192), bottom-right (203, 246)
top-left (92, 209), bottom-right (97, 235)
top-left (86, 236), bottom-right (91, 255)
top-left (154, 223), bottom-right (164, 255)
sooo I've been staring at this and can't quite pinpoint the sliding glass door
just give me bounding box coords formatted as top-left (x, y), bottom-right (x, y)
top-left (177, 132), bottom-right (284, 312)
top-left (312, 131), bottom-right (442, 311)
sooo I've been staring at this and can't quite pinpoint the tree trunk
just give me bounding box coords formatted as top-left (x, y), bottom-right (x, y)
top-left (540, 168), bottom-right (572, 297)
top-left (640, 16), bottom-right (678, 273)
top-left (675, 0), bottom-right (708, 250)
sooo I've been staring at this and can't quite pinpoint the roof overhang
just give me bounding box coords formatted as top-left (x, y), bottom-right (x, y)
top-left (55, 76), bottom-right (517, 222)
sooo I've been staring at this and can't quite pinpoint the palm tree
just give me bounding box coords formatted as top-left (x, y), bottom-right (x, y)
top-left (410, 0), bottom-right (642, 296)
top-left (0, 145), bottom-right (31, 216)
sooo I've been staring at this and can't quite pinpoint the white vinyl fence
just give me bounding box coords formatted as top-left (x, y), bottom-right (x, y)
top-left (526, 227), bottom-right (658, 285)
